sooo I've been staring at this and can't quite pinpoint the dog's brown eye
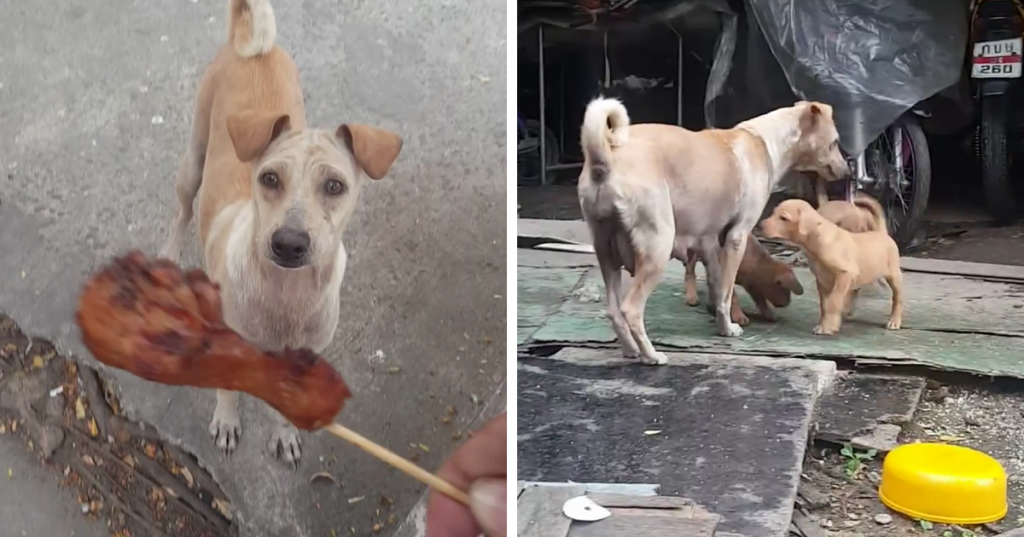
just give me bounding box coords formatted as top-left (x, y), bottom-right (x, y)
top-left (324, 179), bottom-right (346, 196)
top-left (259, 172), bottom-right (279, 188)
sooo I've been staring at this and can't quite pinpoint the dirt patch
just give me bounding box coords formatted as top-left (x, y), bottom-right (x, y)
top-left (914, 222), bottom-right (1024, 267)
top-left (0, 312), bottom-right (233, 537)
top-left (798, 379), bottom-right (1024, 537)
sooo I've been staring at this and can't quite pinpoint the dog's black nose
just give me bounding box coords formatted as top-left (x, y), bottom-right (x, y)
top-left (270, 228), bottom-right (311, 266)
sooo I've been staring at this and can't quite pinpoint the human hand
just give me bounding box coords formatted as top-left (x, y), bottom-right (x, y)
top-left (426, 412), bottom-right (507, 537)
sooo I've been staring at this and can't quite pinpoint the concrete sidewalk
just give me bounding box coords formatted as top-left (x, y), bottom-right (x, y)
top-left (0, 0), bottom-right (506, 535)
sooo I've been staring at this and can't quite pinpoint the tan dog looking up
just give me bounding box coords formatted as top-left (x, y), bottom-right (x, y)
top-left (158, 0), bottom-right (403, 464)
top-left (760, 197), bottom-right (904, 335)
top-left (578, 98), bottom-right (848, 365)
top-left (684, 234), bottom-right (804, 325)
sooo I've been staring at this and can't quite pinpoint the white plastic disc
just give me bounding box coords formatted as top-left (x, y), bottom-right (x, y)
top-left (562, 495), bottom-right (611, 522)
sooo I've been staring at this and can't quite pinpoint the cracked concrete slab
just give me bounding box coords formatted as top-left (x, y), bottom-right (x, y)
top-left (0, 0), bottom-right (506, 535)
top-left (517, 347), bottom-right (836, 537)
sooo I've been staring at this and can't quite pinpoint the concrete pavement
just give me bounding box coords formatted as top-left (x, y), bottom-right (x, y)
top-left (0, 0), bottom-right (506, 535)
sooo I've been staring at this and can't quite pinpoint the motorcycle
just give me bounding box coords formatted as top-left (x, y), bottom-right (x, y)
top-left (970, 0), bottom-right (1024, 225)
top-left (516, 110), bottom-right (560, 186)
top-left (844, 109), bottom-right (933, 250)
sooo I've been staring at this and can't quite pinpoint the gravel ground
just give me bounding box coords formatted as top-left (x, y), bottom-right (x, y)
top-left (799, 378), bottom-right (1024, 537)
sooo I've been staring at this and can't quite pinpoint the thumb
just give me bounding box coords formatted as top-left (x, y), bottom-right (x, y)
top-left (469, 478), bottom-right (507, 537)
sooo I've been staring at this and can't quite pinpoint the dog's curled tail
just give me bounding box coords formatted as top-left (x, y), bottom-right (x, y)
top-left (228, 0), bottom-right (277, 58)
top-left (853, 193), bottom-right (888, 233)
top-left (581, 97), bottom-right (630, 183)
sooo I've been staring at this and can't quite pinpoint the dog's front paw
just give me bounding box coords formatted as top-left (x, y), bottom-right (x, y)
top-left (732, 310), bottom-right (750, 326)
top-left (269, 423), bottom-right (302, 465)
top-left (641, 352), bottom-right (668, 366)
top-left (886, 318), bottom-right (902, 330)
top-left (718, 322), bottom-right (744, 338)
top-left (812, 324), bottom-right (835, 336)
top-left (209, 410), bottom-right (241, 454)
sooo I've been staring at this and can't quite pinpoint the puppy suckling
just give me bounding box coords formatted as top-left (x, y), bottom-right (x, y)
top-left (760, 196), bottom-right (904, 335)
top-left (684, 234), bottom-right (804, 325)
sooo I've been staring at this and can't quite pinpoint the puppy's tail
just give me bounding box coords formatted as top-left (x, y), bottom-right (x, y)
top-left (853, 193), bottom-right (888, 233)
top-left (227, 0), bottom-right (277, 58)
top-left (581, 97), bottom-right (630, 183)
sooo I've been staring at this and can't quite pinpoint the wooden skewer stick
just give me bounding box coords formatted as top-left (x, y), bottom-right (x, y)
top-left (322, 422), bottom-right (470, 506)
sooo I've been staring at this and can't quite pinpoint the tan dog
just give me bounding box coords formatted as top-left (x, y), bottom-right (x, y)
top-left (760, 197), bottom-right (904, 335)
top-left (812, 176), bottom-right (882, 233)
top-left (578, 97), bottom-right (848, 365)
top-left (158, 0), bottom-right (402, 463)
top-left (684, 234), bottom-right (804, 324)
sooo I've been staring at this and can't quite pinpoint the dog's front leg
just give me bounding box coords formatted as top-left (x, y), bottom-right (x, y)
top-left (713, 234), bottom-right (748, 337)
top-left (884, 270), bottom-right (904, 330)
top-left (751, 293), bottom-right (777, 322)
top-left (269, 410), bottom-right (302, 465)
top-left (209, 389), bottom-right (241, 454)
top-left (815, 272), bottom-right (854, 335)
top-left (729, 289), bottom-right (750, 325)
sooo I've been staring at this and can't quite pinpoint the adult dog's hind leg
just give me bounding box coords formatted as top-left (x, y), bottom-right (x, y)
top-left (619, 232), bottom-right (673, 366)
top-left (595, 241), bottom-right (641, 359)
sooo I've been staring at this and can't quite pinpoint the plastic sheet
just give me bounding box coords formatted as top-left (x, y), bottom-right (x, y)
top-left (742, 0), bottom-right (969, 155)
top-left (518, 0), bottom-right (969, 155)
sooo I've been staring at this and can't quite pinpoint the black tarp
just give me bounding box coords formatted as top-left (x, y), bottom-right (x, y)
top-left (519, 0), bottom-right (969, 155)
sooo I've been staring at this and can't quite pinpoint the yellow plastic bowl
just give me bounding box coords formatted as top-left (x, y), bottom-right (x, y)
top-left (878, 443), bottom-right (1007, 525)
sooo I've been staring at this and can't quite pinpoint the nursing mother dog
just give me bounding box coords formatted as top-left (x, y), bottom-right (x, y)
top-left (577, 98), bottom-right (849, 365)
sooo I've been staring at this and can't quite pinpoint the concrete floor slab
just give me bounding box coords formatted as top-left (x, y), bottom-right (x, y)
top-left (517, 347), bottom-right (836, 537)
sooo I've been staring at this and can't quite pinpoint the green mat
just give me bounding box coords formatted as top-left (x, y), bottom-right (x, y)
top-left (519, 262), bottom-right (1024, 378)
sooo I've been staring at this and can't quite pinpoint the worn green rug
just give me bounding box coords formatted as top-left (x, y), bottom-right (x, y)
top-left (519, 260), bottom-right (1024, 377)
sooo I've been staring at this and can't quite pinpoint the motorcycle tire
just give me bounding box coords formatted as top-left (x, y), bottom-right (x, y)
top-left (517, 120), bottom-right (560, 186)
top-left (980, 95), bottom-right (1018, 225)
top-left (883, 114), bottom-right (932, 251)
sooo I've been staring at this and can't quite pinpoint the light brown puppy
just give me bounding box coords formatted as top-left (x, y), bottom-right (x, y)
top-left (684, 234), bottom-right (804, 325)
top-left (813, 176), bottom-right (882, 233)
top-left (578, 98), bottom-right (848, 365)
top-left (157, 0), bottom-right (403, 463)
top-left (760, 197), bottom-right (903, 335)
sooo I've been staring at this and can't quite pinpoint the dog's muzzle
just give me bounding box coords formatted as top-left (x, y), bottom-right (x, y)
top-left (269, 227), bottom-right (311, 268)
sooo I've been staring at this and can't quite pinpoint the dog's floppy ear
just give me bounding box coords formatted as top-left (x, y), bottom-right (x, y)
top-left (796, 209), bottom-right (820, 238)
top-left (778, 271), bottom-right (805, 296)
top-left (227, 111), bottom-right (291, 163)
top-left (336, 124), bottom-right (403, 180)
top-left (799, 102), bottom-right (824, 131)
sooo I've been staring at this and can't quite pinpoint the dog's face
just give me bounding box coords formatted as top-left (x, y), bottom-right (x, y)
top-left (226, 112), bottom-right (403, 269)
top-left (760, 198), bottom-right (820, 245)
top-left (791, 101), bottom-right (849, 182)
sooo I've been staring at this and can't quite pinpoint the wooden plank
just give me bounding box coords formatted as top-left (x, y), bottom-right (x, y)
top-left (586, 493), bottom-right (691, 509)
top-left (517, 219), bottom-right (592, 245)
top-left (900, 256), bottom-right (1024, 282)
top-left (568, 514), bottom-right (718, 537)
top-left (519, 482), bottom-right (660, 496)
top-left (518, 484), bottom-right (584, 537)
